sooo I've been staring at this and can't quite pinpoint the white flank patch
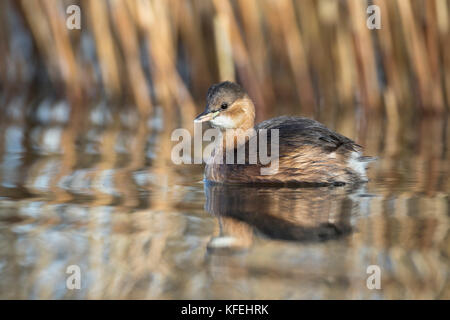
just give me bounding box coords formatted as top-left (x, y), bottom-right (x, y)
top-left (210, 114), bottom-right (236, 129)
top-left (208, 236), bottom-right (239, 248)
top-left (348, 151), bottom-right (367, 179)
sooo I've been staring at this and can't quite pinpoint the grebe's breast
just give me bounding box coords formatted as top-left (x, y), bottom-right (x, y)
top-left (205, 116), bottom-right (374, 185)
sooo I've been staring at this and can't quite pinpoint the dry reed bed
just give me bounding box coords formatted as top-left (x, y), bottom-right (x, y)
top-left (0, 0), bottom-right (449, 122)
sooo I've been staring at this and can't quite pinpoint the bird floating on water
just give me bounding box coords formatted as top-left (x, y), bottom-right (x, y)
top-left (194, 81), bottom-right (374, 186)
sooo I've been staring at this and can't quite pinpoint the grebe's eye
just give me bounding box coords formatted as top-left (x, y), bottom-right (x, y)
top-left (221, 102), bottom-right (228, 110)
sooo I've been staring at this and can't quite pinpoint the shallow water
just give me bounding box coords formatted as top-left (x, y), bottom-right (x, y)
top-left (0, 95), bottom-right (449, 299)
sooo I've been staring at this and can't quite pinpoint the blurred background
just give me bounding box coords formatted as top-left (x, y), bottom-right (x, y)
top-left (0, 0), bottom-right (449, 299)
top-left (2, 0), bottom-right (450, 117)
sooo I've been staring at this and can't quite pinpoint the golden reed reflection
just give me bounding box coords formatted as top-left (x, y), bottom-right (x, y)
top-left (0, 96), bottom-right (448, 299)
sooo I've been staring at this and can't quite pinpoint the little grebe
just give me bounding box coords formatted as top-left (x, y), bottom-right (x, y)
top-left (194, 81), bottom-right (374, 185)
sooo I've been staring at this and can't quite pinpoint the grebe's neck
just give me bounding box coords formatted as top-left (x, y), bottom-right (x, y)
top-left (219, 97), bottom-right (256, 151)
top-left (233, 96), bottom-right (256, 131)
top-left (219, 128), bottom-right (257, 152)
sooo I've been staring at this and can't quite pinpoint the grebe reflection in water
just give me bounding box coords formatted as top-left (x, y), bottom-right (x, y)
top-left (204, 183), bottom-right (370, 251)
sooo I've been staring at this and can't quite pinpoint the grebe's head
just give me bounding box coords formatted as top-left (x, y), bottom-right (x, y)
top-left (194, 81), bottom-right (255, 130)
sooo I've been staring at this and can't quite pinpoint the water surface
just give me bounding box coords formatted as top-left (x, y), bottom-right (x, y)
top-left (0, 96), bottom-right (448, 299)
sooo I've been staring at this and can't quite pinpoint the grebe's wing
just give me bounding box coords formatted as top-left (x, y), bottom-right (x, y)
top-left (256, 116), bottom-right (361, 154)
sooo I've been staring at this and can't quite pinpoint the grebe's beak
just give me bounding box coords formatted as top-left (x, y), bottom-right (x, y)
top-left (194, 110), bottom-right (219, 123)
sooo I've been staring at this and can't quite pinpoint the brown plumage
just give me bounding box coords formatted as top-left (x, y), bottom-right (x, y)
top-left (195, 81), bottom-right (374, 186)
